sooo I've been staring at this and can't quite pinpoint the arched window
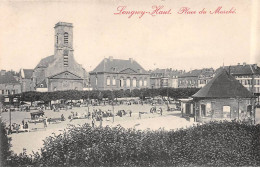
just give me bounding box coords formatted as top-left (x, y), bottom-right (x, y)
top-left (126, 78), bottom-right (131, 87)
top-left (106, 76), bottom-right (110, 86)
top-left (120, 78), bottom-right (124, 87)
top-left (133, 78), bottom-right (137, 87)
top-left (144, 79), bottom-right (147, 87)
top-left (139, 79), bottom-right (143, 87)
top-left (112, 77), bottom-right (116, 86)
top-left (64, 32), bottom-right (68, 44)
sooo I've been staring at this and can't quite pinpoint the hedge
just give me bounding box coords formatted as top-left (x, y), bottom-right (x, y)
top-left (4, 121), bottom-right (260, 167)
top-left (0, 118), bottom-right (12, 166)
top-left (15, 88), bottom-right (200, 103)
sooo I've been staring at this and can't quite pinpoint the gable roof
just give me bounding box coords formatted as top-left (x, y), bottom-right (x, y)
top-left (0, 72), bottom-right (20, 84)
top-left (215, 64), bottom-right (260, 75)
top-left (48, 71), bottom-right (83, 80)
top-left (91, 57), bottom-right (148, 74)
top-left (23, 69), bottom-right (34, 79)
top-left (35, 79), bottom-right (47, 88)
top-left (150, 69), bottom-right (184, 78)
top-left (192, 69), bottom-right (254, 99)
top-left (179, 68), bottom-right (214, 78)
top-left (35, 55), bottom-right (55, 68)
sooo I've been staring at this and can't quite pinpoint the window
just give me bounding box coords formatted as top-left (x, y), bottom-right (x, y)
top-left (120, 78), bottom-right (124, 87)
top-left (40, 84), bottom-right (43, 88)
top-left (126, 78), bottom-right (131, 87)
top-left (106, 76), bottom-right (110, 86)
top-left (112, 77), bottom-right (116, 86)
top-left (64, 32), bottom-right (68, 44)
top-left (12, 90), bottom-right (15, 94)
top-left (1, 90), bottom-right (3, 94)
top-left (95, 77), bottom-right (98, 85)
top-left (133, 78), bottom-right (137, 87)
top-left (144, 79), bottom-right (147, 87)
top-left (64, 55), bottom-right (68, 67)
top-left (139, 79), bottom-right (143, 87)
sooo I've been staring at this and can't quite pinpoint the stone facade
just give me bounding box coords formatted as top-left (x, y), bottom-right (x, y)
top-left (31, 22), bottom-right (89, 92)
top-left (178, 68), bottom-right (214, 88)
top-left (0, 70), bottom-right (22, 95)
top-left (194, 98), bottom-right (253, 122)
top-left (90, 57), bottom-right (150, 91)
top-left (149, 69), bottom-right (183, 89)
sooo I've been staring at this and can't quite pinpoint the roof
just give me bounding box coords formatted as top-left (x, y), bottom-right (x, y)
top-left (215, 64), bottom-right (260, 75)
top-left (179, 68), bottom-right (214, 78)
top-left (35, 55), bottom-right (55, 69)
top-left (35, 79), bottom-right (47, 88)
top-left (192, 69), bottom-right (254, 99)
top-left (0, 72), bottom-right (20, 84)
top-left (150, 69), bottom-right (183, 78)
top-left (23, 69), bottom-right (34, 79)
top-left (91, 57), bottom-right (148, 74)
top-left (179, 69), bottom-right (203, 78)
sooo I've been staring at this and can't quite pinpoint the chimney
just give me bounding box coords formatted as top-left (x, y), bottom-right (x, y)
top-left (129, 58), bottom-right (133, 63)
top-left (243, 62), bottom-right (246, 66)
top-left (109, 56), bottom-right (113, 61)
top-left (1, 70), bottom-right (6, 76)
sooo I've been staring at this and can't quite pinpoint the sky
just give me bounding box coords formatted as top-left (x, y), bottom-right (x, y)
top-left (0, 0), bottom-right (258, 72)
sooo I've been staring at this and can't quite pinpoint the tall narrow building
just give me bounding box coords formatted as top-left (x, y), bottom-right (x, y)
top-left (32, 22), bottom-right (89, 92)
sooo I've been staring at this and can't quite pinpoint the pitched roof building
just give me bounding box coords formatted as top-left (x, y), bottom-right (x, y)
top-left (215, 63), bottom-right (260, 104)
top-left (90, 57), bottom-right (150, 90)
top-left (21, 22), bottom-right (90, 92)
top-left (150, 68), bottom-right (184, 88)
top-left (190, 69), bottom-right (255, 123)
top-left (0, 70), bottom-right (22, 95)
top-left (178, 68), bottom-right (214, 88)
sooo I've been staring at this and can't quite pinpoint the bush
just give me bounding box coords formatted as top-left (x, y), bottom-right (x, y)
top-left (5, 121), bottom-right (260, 167)
top-left (0, 118), bottom-right (12, 166)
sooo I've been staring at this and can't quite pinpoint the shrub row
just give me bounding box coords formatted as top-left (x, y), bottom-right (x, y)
top-left (4, 121), bottom-right (260, 167)
top-left (5, 88), bottom-right (200, 103)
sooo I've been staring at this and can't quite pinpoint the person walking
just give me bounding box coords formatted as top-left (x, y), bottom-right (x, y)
top-left (92, 118), bottom-right (95, 128)
top-left (129, 110), bottom-right (132, 117)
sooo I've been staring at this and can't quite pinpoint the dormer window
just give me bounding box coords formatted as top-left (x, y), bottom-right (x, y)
top-left (64, 32), bottom-right (68, 44)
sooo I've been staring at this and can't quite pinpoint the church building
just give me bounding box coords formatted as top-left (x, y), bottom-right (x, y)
top-left (21, 22), bottom-right (89, 92)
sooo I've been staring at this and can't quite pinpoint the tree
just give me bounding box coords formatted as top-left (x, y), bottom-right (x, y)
top-left (0, 118), bottom-right (12, 166)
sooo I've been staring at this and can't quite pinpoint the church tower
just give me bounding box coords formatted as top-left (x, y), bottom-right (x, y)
top-left (54, 22), bottom-right (74, 67)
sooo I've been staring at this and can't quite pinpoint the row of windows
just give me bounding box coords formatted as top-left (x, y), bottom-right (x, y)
top-left (106, 77), bottom-right (147, 87)
top-left (0, 90), bottom-right (16, 95)
top-left (239, 79), bottom-right (252, 85)
top-left (179, 80), bottom-right (197, 85)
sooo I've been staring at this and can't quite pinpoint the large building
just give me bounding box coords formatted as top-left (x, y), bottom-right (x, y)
top-left (0, 70), bottom-right (22, 95)
top-left (90, 57), bottom-right (150, 91)
top-left (192, 69), bottom-right (255, 123)
top-left (149, 68), bottom-right (184, 89)
top-left (178, 68), bottom-right (215, 88)
top-left (215, 63), bottom-right (260, 104)
top-left (21, 22), bottom-right (89, 92)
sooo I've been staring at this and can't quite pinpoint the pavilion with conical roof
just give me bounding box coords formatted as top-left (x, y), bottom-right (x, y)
top-left (191, 69), bottom-right (255, 123)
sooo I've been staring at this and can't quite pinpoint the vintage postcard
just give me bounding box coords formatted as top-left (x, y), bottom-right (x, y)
top-left (0, 0), bottom-right (259, 167)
